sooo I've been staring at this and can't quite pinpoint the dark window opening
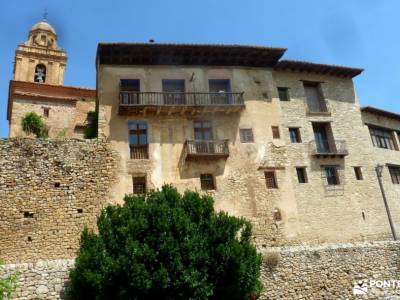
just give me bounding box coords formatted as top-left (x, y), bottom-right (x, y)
top-left (289, 128), bottom-right (301, 143)
top-left (277, 87), bottom-right (290, 101)
top-left (239, 129), bottom-right (254, 143)
top-left (54, 182), bottom-right (60, 188)
top-left (34, 64), bottom-right (46, 83)
top-left (27, 236), bottom-right (32, 242)
top-left (43, 107), bottom-right (50, 118)
top-left (120, 79), bottom-right (140, 104)
top-left (296, 167), bottom-right (308, 183)
top-left (129, 121), bottom-right (148, 159)
top-left (324, 166), bottom-right (340, 185)
top-left (77, 209), bottom-right (83, 214)
top-left (264, 171), bottom-right (278, 189)
top-left (273, 209), bottom-right (282, 221)
top-left (388, 166), bottom-right (400, 184)
top-left (369, 126), bottom-right (397, 150)
top-left (24, 212), bottom-right (34, 218)
top-left (362, 212), bottom-right (366, 221)
top-left (200, 174), bottom-right (215, 190)
top-left (272, 126), bottom-right (280, 139)
top-left (354, 167), bottom-right (363, 180)
top-left (162, 79), bottom-right (186, 104)
top-left (133, 177), bottom-right (147, 194)
top-left (304, 82), bottom-right (327, 113)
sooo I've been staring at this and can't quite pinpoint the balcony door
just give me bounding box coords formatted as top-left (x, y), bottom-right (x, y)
top-left (162, 79), bottom-right (186, 105)
top-left (209, 79), bottom-right (231, 104)
top-left (121, 79), bottom-right (140, 105)
top-left (194, 121), bottom-right (214, 154)
top-left (312, 123), bottom-right (335, 153)
top-left (129, 121), bottom-right (148, 159)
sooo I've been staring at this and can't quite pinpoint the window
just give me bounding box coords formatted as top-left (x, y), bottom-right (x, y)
top-left (289, 128), bottom-right (301, 143)
top-left (388, 166), bottom-right (400, 184)
top-left (129, 121), bottom-right (148, 159)
top-left (324, 166), bottom-right (340, 185)
top-left (369, 126), bottom-right (397, 150)
top-left (209, 79), bottom-right (231, 104)
top-left (354, 167), bottom-right (363, 180)
top-left (239, 129), bottom-right (254, 143)
top-left (34, 64), bottom-right (46, 83)
top-left (120, 79), bottom-right (140, 104)
top-left (43, 107), bottom-right (50, 118)
top-left (200, 174), bottom-right (215, 190)
top-left (272, 126), bottom-right (280, 139)
top-left (133, 177), bottom-right (146, 193)
top-left (303, 82), bottom-right (327, 113)
top-left (194, 121), bottom-right (213, 140)
top-left (162, 79), bottom-right (186, 104)
top-left (264, 171), bottom-right (278, 189)
top-left (296, 167), bottom-right (308, 183)
top-left (277, 87), bottom-right (290, 101)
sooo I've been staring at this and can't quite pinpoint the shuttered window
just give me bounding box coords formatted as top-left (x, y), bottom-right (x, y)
top-left (200, 174), bottom-right (215, 190)
top-left (264, 171), bottom-right (278, 189)
top-left (304, 83), bottom-right (327, 113)
top-left (388, 166), bottom-right (400, 184)
top-left (272, 126), bottom-right (280, 139)
top-left (133, 177), bottom-right (146, 194)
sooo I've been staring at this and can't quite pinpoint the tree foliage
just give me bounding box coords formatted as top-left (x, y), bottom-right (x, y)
top-left (69, 185), bottom-right (262, 300)
top-left (0, 261), bottom-right (18, 300)
top-left (21, 112), bottom-right (48, 138)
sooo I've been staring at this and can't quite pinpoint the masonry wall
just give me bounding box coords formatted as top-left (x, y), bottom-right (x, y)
top-left (0, 138), bottom-right (119, 263)
top-left (2, 241), bottom-right (400, 299)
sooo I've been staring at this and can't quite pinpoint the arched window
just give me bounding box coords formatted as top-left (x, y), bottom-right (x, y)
top-left (34, 64), bottom-right (46, 83)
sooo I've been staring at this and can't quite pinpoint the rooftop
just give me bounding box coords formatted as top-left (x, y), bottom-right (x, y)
top-left (361, 106), bottom-right (400, 121)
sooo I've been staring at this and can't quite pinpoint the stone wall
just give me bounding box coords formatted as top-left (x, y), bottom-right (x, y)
top-left (2, 241), bottom-right (400, 299)
top-left (0, 138), bottom-right (119, 263)
top-left (261, 241), bottom-right (400, 299)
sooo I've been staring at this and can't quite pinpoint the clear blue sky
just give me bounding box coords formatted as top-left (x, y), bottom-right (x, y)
top-left (1, 0), bottom-right (399, 137)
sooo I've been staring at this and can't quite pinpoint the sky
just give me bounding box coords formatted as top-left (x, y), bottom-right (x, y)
top-left (0, 0), bottom-right (399, 137)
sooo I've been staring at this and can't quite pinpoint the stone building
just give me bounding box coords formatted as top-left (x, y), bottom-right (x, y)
top-left (7, 19), bottom-right (95, 138)
top-left (96, 43), bottom-right (400, 247)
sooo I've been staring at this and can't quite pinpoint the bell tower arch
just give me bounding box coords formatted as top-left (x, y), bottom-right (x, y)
top-left (13, 18), bottom-right (67, 85)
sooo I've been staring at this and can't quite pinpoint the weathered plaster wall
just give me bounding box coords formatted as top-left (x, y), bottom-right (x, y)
top-left (0, 138), bottom-right (119, 263)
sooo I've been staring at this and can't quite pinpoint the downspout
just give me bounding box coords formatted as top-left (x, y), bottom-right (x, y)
top-left (375, 164), bottom-right (397, 240)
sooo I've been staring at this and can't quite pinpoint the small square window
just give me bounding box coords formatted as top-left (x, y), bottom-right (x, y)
top-left (324, 166), bottom-right (340, 185)
top-left (264, 171), bottom-right (278, 189)
top-left (277, 87), bottom-right (290, 101)
top-left (43, 107), bottom-right (50, 118)
top-left (296, 167), bottom-right (308, 183)
top-left (200, 174), bottom-right (215, 190)
top-left (239, 129), bottom-right (254, 143)
top-left (272, 126), bottom-right (280, 139)
top-left (354, 167), bottom-right (363, 180)
top-left (289, 128), bottom-right (301, 143)
top-left (133, 177), bottom-right (146, 194)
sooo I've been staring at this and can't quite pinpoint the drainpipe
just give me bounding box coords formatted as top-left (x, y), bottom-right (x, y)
top-left (375, 164), bottom-right (397, 240)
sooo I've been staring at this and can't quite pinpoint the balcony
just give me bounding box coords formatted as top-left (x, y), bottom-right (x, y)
top-left (119, 92), bottom-right (245, 115)
top-left (185, 139), bottom-right (229, 159)
top-left (310, 140), bottom-right (348, 158)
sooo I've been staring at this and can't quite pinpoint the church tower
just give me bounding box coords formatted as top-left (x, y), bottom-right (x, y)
top-left (13, 19), bottom-right (67, 85)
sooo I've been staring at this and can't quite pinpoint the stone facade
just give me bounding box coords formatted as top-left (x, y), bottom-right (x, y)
top-left (0, 138), bottom-right (119, 263)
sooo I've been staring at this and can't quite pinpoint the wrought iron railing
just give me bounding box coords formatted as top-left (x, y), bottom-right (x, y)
top-left (310, 139), bottom-right (348, 156)
top-left (186, 139), bottom-right (229, 157)
top-left (120, 92), bottom-right (244, 106)
top-left (130, 145), bottom-right (149, 159)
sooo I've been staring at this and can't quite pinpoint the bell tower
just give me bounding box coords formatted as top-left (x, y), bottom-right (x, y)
top-left (13, 18), bottom-right (67, 85)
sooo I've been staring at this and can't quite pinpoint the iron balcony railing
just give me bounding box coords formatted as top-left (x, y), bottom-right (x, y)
top-left (130, 145), bottom-right (149, 159)
top-left (310, 139), bottom-right (348, 156)
top-left (120, 91), bottom-right (244, 106)
top-left (185, 139), bottom-right (229, 157)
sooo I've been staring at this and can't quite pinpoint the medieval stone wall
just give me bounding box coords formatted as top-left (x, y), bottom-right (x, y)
top-left (0, 138), bottom-right (119, 263)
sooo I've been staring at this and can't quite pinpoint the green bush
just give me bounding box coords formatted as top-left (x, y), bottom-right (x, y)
top-left (21, 112), bottom-right (48, 138)
top-left (0, 260), bottom-right (18, 299)
top-left (69, 185), bottom-right (262, 300)
top-left (84, 111), bottom-right (98, 139)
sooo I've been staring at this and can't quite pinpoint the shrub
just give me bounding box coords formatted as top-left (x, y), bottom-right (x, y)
top-left (69, 185), bottom-right (262, 300)
top-left (84, 111), bottom-right (98, 139)
top-left (21, 112), bottom-right (48, 138)
top-left (0, 260), bottom-right (18, 299)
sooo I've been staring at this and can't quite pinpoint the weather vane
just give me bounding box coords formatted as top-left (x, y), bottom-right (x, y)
top-left (43, 9), bottom-right (48, 21)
